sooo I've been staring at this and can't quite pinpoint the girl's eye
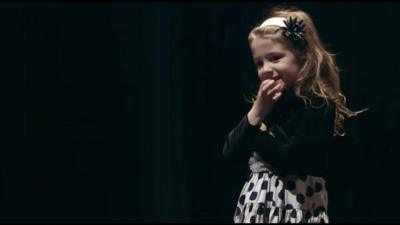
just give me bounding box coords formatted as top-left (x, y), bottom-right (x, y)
top-left (270, 55), bottom-right (281, 62)
top-left (255, 62), bottom-right (262, 68)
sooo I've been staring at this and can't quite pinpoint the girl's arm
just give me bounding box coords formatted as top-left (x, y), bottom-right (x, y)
top-left (255, 98), bottom-right (336, 176)
top-left (222, 114), bottom-right (261, 163)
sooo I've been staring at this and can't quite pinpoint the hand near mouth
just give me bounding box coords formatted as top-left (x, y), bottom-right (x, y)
top-left (247, 79), bottom-right (285, 126)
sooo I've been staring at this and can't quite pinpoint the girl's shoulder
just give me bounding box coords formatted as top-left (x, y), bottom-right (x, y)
top-left (308, 95), bottom-right (335, 108)
top-left (305, 95), bottom-right (336, 120)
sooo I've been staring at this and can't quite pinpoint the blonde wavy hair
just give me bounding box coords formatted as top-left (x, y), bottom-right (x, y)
top-left (248, 5), bottom-right (367, 136)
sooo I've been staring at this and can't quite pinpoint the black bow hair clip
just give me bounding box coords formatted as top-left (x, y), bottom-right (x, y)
top-left (282, 17), bottom-right (307, 50)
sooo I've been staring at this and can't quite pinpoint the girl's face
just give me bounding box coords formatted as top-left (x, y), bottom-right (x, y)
top-left (250, 37), bottom-right (302, 91)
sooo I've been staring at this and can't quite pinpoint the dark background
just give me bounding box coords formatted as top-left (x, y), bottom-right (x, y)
top-left (0, 2), bottom-right (398, 222)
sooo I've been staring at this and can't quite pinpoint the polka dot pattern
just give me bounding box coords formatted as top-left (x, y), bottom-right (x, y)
top-left (296, 194), bottom-right (305, 204)
top-left (249, 191), bottom-right (258, 200)
top-left (275, 179), bottom-right (279, 187)
top-left (235, 207), bottom-right (241, 216)
top-left (266, 191), bottom-right (273, 201)
top-left (250, 215), bottom-right (256, 223)
top-left (315, 182), bottom-right (323, 192)
top-left (287, 180), bottom-right (296, 190)
top-left (278, 189), bottom-right (284, 200)
top-left (239, 195), bottom-right (245, 205)
top-left (261, 180), bottom-right (268, 190)
top-left (305, 211), bottom-right (312, 220)
top-left (273, 208), bottom-right (279, 216)
top-left (257, 204), bottom-right (264, 215)
top-left (247, 183), bottom-right (254, 192)
top-left (290, 209), bottom-right (297, 218)
top-left (316, 206), bottom-right (326, 213)
top-left (313, 209), bottom-right (320, 217)
top-left (265, 208), bottom-right (271, 217)
top-left (306, 186), bottom-right (314, 197)
top-left (285, 204), bottom-right (293, 210)
top-left (233, 167), bottom-right (328, 223)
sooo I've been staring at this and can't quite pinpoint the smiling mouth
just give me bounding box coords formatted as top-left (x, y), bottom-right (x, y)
top-left (271, 76), bottom-right (282, 82)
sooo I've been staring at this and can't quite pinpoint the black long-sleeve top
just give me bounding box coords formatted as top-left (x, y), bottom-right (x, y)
top-left (222, 91), bottom-right (335, 178)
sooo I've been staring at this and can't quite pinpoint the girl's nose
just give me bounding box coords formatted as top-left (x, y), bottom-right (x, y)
top-left (263, 63), bottom-right (272, 72)
top-left (263, 63), bottom-right (273, 73)
top-left (260, 64), bottom-right (273, 79)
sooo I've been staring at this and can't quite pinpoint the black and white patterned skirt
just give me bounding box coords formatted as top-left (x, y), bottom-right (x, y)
top-left (233, 152), bottom-right (329, 223)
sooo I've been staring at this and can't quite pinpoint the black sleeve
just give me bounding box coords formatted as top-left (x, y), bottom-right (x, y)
top-left (254, 101), bottom-right (336, 176)
top-left (222, 114), bottom-right (261, 163)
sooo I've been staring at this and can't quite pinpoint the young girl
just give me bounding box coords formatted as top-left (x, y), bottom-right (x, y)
top-left (222, 6), bottom-right (366, 223)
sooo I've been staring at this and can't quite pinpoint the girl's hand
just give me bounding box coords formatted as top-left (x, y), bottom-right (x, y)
top-left (247, 79), bottom-right (284, 126)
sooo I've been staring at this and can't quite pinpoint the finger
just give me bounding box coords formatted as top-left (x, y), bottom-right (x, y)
top-left (260, 78), bottom-right (275, 86)
top-left (272, 91), bottom-right (282, 100)
top-left (261, 80), bottom-right (278, 93)
top-left (274, 80), bottom-right (285, 90)
top-left (259, 79), bottom-right (274, 92)
top-left (266, 82), bottom-right (283, 95)
top-left (266, 82), bottom-right (279, 95)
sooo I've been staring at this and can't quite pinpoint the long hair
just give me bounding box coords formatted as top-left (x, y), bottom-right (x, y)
top-left (248, 5), bottom-right (367, 136)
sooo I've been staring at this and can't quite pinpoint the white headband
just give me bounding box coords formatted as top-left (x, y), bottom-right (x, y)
top-left (260, 17), bottom-right (287, 28)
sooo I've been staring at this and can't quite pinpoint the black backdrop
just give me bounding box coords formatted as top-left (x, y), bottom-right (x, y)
top-left (0, 2), bottom-right (399, 223)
